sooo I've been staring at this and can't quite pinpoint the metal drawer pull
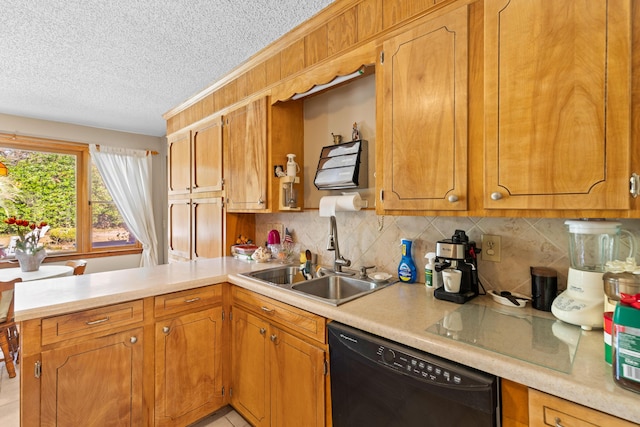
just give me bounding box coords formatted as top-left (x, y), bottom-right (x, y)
top-left (86, 316), bottom-right (110, 325)
top-left (554, 417), bottom-right (564, 427)
top-left (130, 336), bottom-right (138, 344)
top-left (184, 297), bottom-right (201, 303)
top-left (260, 306), bottom-right (274, 313)
top-left (490, 192), bottom-right (503, 200)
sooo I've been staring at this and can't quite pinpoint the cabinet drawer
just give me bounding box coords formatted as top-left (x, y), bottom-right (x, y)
top-left (529, 389), bottom-right (636, 427)
top-left (41, 300), bottom-right (144, 346)
top-left (154, 285), bottom-right (221, 318)
top-left (233, 287), bottom-right (325, 344)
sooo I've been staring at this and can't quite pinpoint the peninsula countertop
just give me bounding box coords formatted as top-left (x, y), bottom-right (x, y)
top-left (14, 257), bottom-right (640, 424)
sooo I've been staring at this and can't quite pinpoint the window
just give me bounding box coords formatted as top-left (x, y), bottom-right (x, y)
top-left (0, 133), bottom-right (139, 257)
top-left (90, 162), bottom-right (136, 248)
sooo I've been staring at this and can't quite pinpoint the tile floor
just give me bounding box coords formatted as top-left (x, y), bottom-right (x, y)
top-left (0, 358), bottom-right (250, 427)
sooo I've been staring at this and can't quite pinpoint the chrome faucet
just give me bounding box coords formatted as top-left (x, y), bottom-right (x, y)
top-left (327, 215), bottom-right (351, 272)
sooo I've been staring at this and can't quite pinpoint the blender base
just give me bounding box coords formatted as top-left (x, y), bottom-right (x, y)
top-left (551, 268), bottom-right (605, 330)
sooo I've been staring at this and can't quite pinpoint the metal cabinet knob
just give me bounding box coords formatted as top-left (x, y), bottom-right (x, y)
top-left (448, 194), bottom-right (459, 203)
top-left (163, 326), bottom-right (170, 334)
top-left (259, 328), bottom-right (266, 335)
top-left (490, 192), bottom-right (503, 200)
top-left (270, 334), bottom-right (277, 342)
top-left (130, 336), bottom-right (138, 344)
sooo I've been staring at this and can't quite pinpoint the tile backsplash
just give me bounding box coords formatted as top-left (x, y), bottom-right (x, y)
top-left (256, 211), bottom-right (640, 296)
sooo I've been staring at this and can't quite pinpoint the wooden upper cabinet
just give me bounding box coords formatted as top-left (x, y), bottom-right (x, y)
top-left (224, 97), bottom-right (268, 212)
top-left (484, 0), bottom-right (632, 210)
top-left (192, 197), bottom-right (224, 259)
top-left (168, 131), bottom-right (191, 196)
top-left (379, 5), bottom-right (469, 212)
top-left (192, 117), bottom-right (223, 193)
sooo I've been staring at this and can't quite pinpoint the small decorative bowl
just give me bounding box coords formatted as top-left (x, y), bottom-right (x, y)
top-left (368, 272), bottom-right (392, 283)
top-left (269, 243), bottom-right (299, 264)
top-left (232, 244), bottom-right (258, 256)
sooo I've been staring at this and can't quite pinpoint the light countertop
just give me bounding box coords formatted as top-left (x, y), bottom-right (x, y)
top-left (14, 257), bottom-right (640, 423)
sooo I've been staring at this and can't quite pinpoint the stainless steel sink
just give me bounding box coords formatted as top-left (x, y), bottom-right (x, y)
top-left (241, 265), bottom-right (307, 286)
top-left (291, 275), bottom-right (392, 305)
top-left (240, 265), bottom-right (395, 305)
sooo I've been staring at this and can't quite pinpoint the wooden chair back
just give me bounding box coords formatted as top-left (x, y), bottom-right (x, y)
top-left (66, 259), bottom-right (88, 275)
top-left (0, 277), bottom-right (21, 325)
top-left (0, 277), bottom-right (22, 378)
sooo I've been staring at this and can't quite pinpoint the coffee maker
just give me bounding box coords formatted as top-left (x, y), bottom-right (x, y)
top-left (434, 230), bottom-right (481, 304)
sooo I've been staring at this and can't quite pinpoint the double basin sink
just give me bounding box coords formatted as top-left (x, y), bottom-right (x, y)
top-left (240, 265), bottom-right (395, 305)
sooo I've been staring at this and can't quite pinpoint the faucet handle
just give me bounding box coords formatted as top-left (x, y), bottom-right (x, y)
top-left (359, 265), bottom-right (376, 278)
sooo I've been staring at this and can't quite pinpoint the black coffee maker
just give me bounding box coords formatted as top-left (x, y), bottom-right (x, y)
top-left (434, 230), bottom-right (481, 304)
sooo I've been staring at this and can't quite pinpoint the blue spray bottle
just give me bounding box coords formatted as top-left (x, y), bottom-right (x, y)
top-left (398, 238), bottom-right (417, 283)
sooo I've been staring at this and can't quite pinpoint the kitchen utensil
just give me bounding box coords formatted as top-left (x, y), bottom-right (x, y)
top-left (488, 290), bottom-right (529, 308)
top-left (552, 219), bottom-right (637, 330)
top-left (530, 266), bottom-right (557, 311)
top-left (267, 229), bottom-right (281, 245)
top-left (499, 291), bottom-right (520, 306)
top-left (603, 271), bottom-right (640, 303)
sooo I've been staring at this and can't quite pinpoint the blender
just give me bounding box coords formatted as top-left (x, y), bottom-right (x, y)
top-left (552, 220), bottom-right (635, 330)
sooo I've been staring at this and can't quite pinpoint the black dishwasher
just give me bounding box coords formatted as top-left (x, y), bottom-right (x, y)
top-left (328, 322), bottom-right (500, 427)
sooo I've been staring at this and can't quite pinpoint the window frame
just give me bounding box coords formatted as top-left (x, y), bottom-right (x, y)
top-left (0, 132), bottom-right (142, 262)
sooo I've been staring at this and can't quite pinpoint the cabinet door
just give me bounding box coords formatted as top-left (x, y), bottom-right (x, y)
top-left (168, 131), bottom-right (191, 197)
top-left (231, 308), bottom-right (270, 427)
top-left (192, 197), bottom-right (224, 259)
top-left (224, 97), bottom-right (268, 212)
top-left (168, 198), bottom-right (191, 261)
top-left (529, 388), bottom-right (636, 427)
top-left (270, 327), bottom-right (325, 427)
top-left (193, 117), bottom-right (224, 193)
top-left (484, 0), bottom-right (631, 210)
top-left (379, 6), bottom-right (469, 211)
top-left (40, 328), bottom-right (144, 426)
top-left (155, 306), bottom-right (225, 426)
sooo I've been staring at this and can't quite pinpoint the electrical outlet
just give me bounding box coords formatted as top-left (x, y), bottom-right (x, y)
top-left (482, 234), bottom-right (501, 262)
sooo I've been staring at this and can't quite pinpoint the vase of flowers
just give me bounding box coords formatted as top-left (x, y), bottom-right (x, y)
top-left (4, 217), bottom-right (48, 272)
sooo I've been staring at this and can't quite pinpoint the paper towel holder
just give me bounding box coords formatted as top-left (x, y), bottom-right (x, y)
top-left (319, 192), bottom-right (368, 217)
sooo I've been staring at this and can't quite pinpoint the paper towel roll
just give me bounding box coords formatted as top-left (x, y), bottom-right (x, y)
top-left (319, 193), bottom-right (362, 217)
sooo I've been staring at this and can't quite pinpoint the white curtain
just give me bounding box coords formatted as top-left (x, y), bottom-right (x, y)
top-left (89, 145), bottom-right (158, 267)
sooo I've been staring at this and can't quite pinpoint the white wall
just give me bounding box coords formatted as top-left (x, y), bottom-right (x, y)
top-left (0, 113), bottom-right (168, 267)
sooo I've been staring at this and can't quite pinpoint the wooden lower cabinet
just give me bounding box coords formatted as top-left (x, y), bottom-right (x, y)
top-left (231, 308), bottom-right (270, 427)
top-left (154, 286), bottom-right (226, 426)
top-left (528, 389), bottom-right (636, 427)
top-left (231, 289), bottom-right (327, 427)
top-left (40, 327), bottom-right (144, 426)
top-left (21, 286), bottom-right (228, 427)
top-left (154, 306), bottom-right (225, 426)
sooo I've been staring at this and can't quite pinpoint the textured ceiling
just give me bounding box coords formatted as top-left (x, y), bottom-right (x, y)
top-left (0, 0), bottom-right (333, 137)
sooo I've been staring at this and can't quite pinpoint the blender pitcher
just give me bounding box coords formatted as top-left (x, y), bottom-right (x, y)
top-left (566, 220), bottom-right (636, 272)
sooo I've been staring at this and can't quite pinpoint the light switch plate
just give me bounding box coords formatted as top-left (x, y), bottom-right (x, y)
top-left (482, 234), bottom-right (501, 262)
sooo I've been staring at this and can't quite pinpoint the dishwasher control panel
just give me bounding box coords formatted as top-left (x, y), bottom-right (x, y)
top-left (377, 345), bottom-right (465, 385)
